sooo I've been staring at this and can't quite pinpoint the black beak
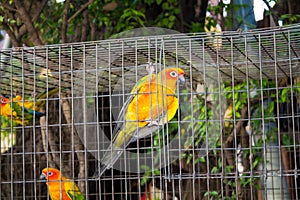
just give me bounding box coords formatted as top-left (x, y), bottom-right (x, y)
top-left (178, 75), bottom-right (185, 85)
top-left (40, 173), bottom-right (47, 181)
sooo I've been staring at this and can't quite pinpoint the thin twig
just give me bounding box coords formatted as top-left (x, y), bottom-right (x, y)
top-left (67, 0), bottom-right (95, 23)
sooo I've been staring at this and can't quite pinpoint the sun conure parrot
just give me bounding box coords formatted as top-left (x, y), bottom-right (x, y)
top-left (93, 66), bottom-right (185, 178)
top-left (0, 87), bottom-right (63, 126)
top-left (40, 167), bottom-right (85, 200)
top-left (0, 95), bottom-right (44, 126)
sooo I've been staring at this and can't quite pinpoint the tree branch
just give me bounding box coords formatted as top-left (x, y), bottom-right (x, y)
top-left (18, 0), bottom-right (47, 41)
top-left (80, 9), bottom-right (89, 42)
top-left (3, 3), bottom-right (17, 12)
top-left (67, 0), bottom-right (95, 23)
top-left (61, 0), bottom-right (70, 43)
top-left (89, 18), bottom-right (96, 41)
top-left (14, 0), bottom-right (43, 46)
top-left (198, 0), bottom-right (209, 31)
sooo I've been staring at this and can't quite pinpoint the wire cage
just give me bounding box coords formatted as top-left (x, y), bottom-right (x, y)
top-left (0, 24), bottom-right (300, 200)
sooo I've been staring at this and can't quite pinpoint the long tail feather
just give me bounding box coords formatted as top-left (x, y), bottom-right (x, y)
top-left (92, 146), bottom-right (124, 179)
top-left (35, 87), bottom-right (70, 110)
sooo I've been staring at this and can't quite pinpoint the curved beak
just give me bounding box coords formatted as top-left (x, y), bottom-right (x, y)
top-left (40, 173), bottom-right (47, 181)
top-left (178, 75), bottom-right (185, 85)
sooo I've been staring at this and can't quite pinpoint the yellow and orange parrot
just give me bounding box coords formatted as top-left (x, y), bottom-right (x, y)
top-left (40, 167), bottom-right (85, 200)
top-left (0, 95), bottom-right (44, 126)
top-left (0, 87), bottom-right (62, 126)
top-left (93, 66), bottom-right (185, 178)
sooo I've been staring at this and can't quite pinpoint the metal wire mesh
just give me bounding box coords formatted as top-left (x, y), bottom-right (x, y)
top-left (0, 24), bottom-right (300, 199)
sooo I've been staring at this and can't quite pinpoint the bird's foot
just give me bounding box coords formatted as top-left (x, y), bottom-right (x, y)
top-left (146, 62), bottom-right (155, 79)
top-left (146, 120), bottom-right (163, 126)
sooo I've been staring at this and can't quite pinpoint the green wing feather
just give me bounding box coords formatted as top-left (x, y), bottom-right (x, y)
top-left (64, 181), bottom-right (85, 200)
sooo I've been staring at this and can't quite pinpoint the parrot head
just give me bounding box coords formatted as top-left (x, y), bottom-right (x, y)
top-left (40, 167), bottom-right (65, 184)
top-left (0, 96), bottom-right (9, 106)
top-left (158, 67), bottom-right (185, 89)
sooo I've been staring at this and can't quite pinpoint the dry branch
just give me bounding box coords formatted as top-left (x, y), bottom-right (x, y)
top-left (67, 0), bottom-right (95, 23)
top-left (14, 0), bottom-right (43, 46)
top-left (61, 0), bottom-right (70, 43)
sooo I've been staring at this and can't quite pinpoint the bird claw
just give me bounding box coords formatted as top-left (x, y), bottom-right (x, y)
top-left (146, 120), bottom-right (163, 126)
top-left (146, 62), bottom-right (155, 79)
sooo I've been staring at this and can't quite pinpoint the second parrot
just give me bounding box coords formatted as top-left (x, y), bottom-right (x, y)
top-left (40, 167), bottom-right (85, 200)
top-left (0, 87), bottom-right (63, 126)
top-left (93, 66), bottom-right (185, 178)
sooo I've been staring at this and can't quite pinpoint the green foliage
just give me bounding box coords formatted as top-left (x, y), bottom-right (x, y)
top-left (280, 14), bottom-right (300, 23)
top-left (33, 0), bottom-right (183, 43)
top-left (0, 116), bottom-right (16, 153)
top-left (116, 8), bottom-right (145, 32)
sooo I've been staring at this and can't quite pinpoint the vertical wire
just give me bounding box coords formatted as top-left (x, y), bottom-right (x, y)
top-left (230, 35), bottom-right (240, 199)
top-left (124, 40), bottom-right (129, 200)
top-left (58, 45), bottom-right (63, 200)
top-left (9, 48), bottom-right (13, 200)
top-left (146, 38), bottom-right (153, 200)
top-left (163, 39), bottom-right (171, 182)
top-left (70, 45), bottom-right (74, 191)
top-left (32, 47), bottom-right (37, 199)
top-left (21, 48), bottom-right (26, 199)
top-left (158, 37), bottom-right (163, 200)
top-left (70, 45), bottom-right (76, 196)
top-left (172, 38), bottom-right (179, 199)
top-left (216, 35), bottom-right (224, 200)
top-left (189, 38), bottom-right (196, 200)
top-left (107, 42), bottom-right (114, 200)
top-left (146, 39), bottom-right (153, 199)
top-left (83, 44), bottom-right (89, 199)
top-left (204, 36), bottom-right (211, 199)
top-left (152, 36), bottom-right (158, 199)
top-left (288, 30), bottom-right (299, 200)
top-left (95, 43), bottom-right (102, 199)
top-left (176, 39), bottom-right (182, 200)
top-left (161, 38), bottom-right (169, 200)
top-left (273, 31), bottom-right (284, 198)
top-left (258, 32), bottom-right (268, 200)
top-left (45, 46), bottom-right (50, 200)
top-left (244, 34), bottom-right (253, 200)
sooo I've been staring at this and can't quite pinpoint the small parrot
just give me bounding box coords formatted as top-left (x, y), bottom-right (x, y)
top-left (40, 167), bottom-right (85, 200)
top-left (0, 95), bottom-right (44, 125)
top-left (93, 66), bottom-right (185, 178)
top-left (0, 87), bottom-right (63, 126)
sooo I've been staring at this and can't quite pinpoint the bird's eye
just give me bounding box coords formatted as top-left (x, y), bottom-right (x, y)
top-left (170, 71), bottom-right (177, 77)
top-left (48, 171), bottom-right (53, 176)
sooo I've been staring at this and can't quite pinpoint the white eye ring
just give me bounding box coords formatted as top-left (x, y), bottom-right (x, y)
top-left (170, 71), bottom-right (177, 77)
top-left (48, 171), bottom-right (53, 176)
